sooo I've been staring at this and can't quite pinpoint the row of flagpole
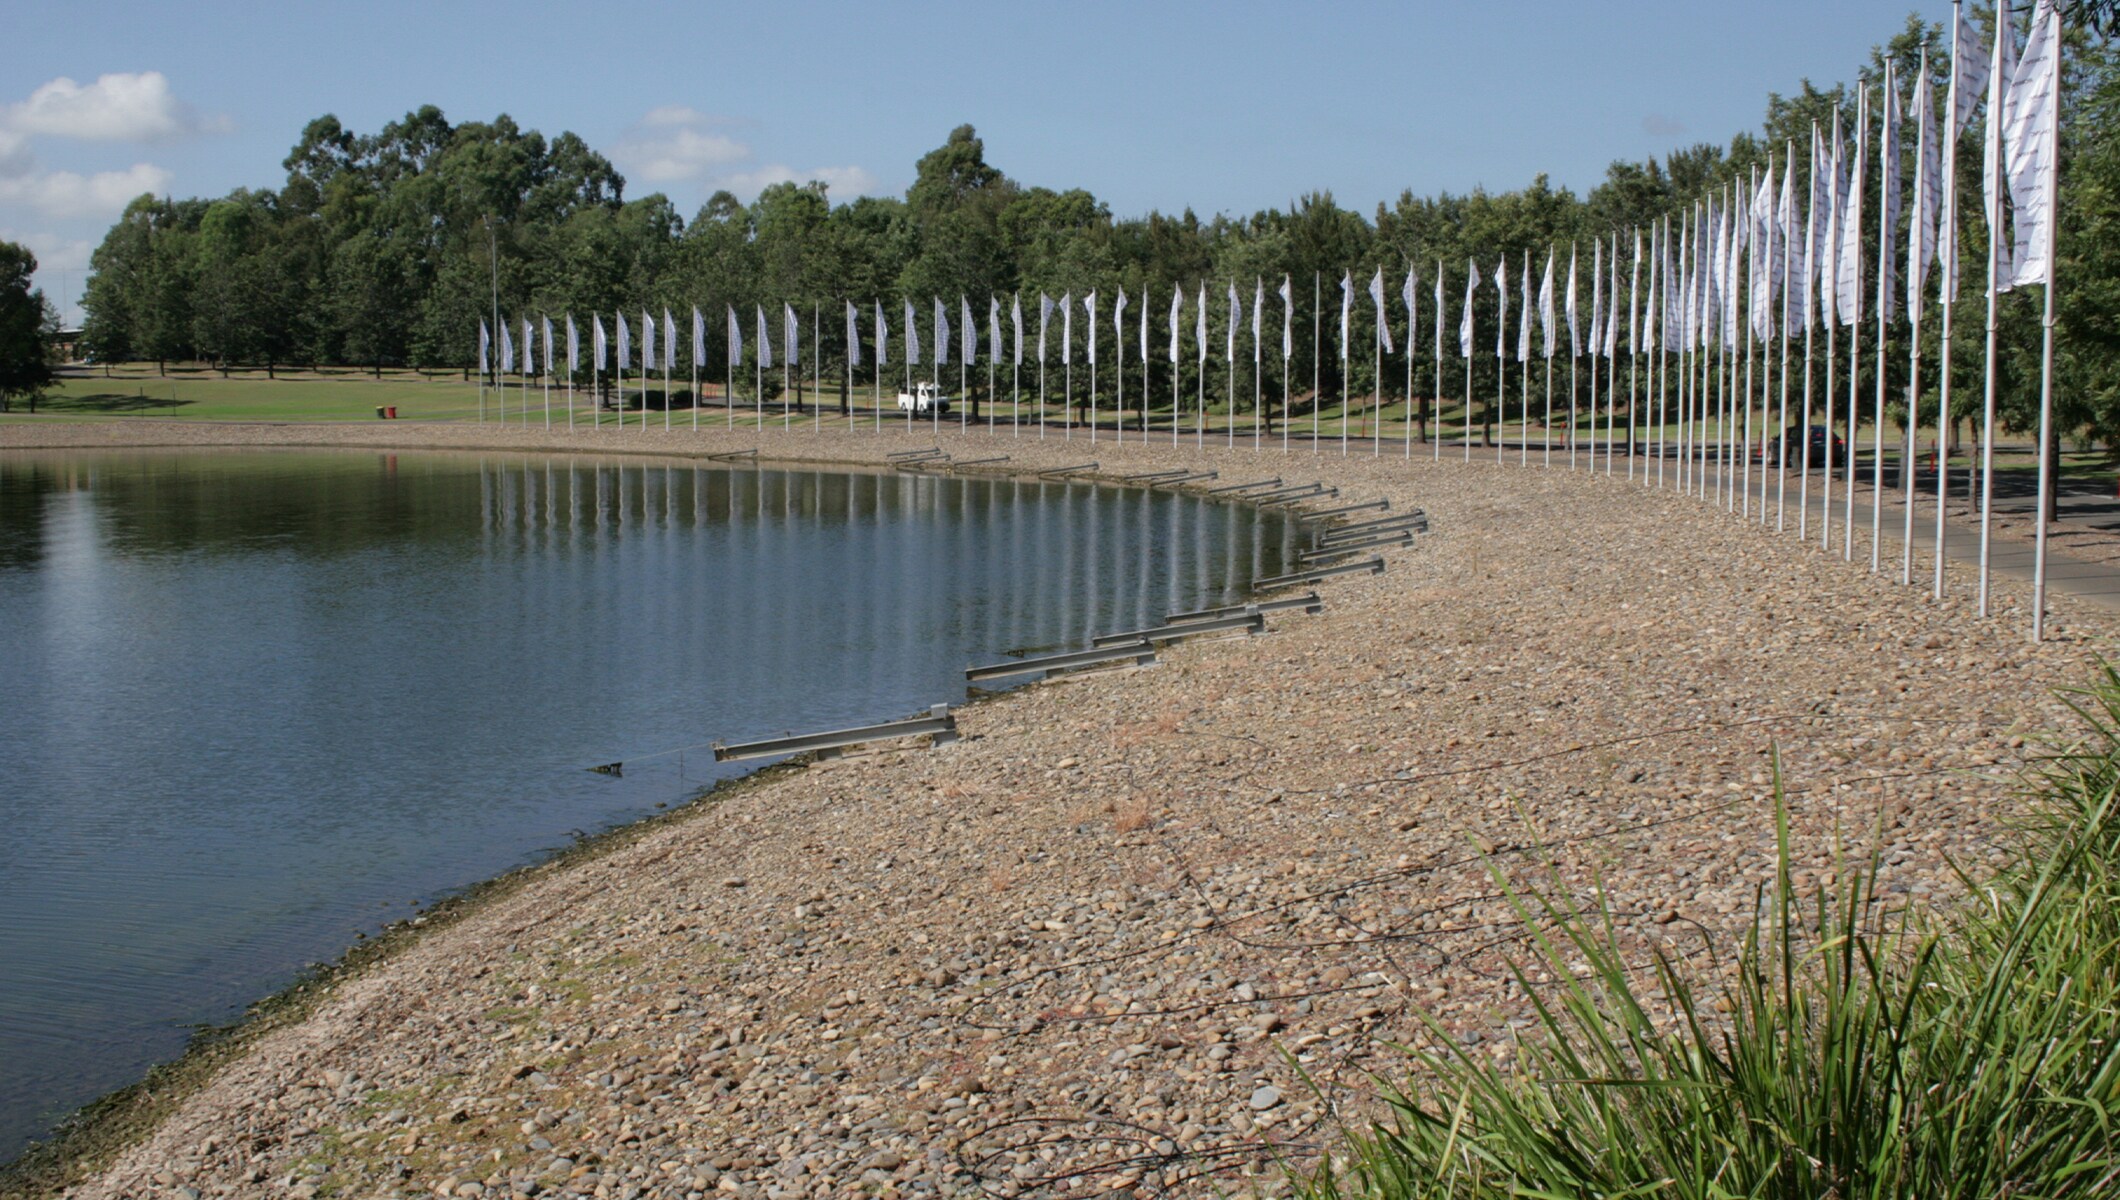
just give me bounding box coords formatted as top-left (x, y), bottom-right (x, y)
top-left (469, 0), bottom-right (2064, 641)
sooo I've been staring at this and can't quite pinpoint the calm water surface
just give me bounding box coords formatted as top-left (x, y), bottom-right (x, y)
top-left (0, 448), bottom-right (1298, 1159)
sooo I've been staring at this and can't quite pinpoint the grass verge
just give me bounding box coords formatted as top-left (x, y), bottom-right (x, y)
top-left (1303, 667), bottom-right (2120, 1199)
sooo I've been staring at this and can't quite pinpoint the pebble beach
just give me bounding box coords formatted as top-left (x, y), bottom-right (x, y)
top-left (5, 419), bottom-right (2112, 1200)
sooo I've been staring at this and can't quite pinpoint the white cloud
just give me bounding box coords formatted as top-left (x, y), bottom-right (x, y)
top-left (7, 72), bottom-right (217, 143)
top-left (608, 107), bottom-right (878, 204)
top-left (0, 129), bottom-right (32, 179)
top-left (0, 163), bottom-right (172, 218)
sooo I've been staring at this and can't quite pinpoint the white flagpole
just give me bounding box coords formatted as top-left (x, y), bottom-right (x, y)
top-left (1405, 273), bottom-right (1414, 459)
top-left (1780, 148), bottom-right (1794, 532)
top-left (2031, 0), bottom-right (2060, 641)
top-left (1519, 254), bottom-right (1529, 467)
top-left (1606, 235), bottom-right (1619, 477)
top-left (1629, 234), bottom-right (1640, 482)
top-left (1846, 91), bottom-right (1868, 564)
top-left (1434, 265), bottom-right (1443, 462)
top-left (1312, 272), bottom-right (1321, 454)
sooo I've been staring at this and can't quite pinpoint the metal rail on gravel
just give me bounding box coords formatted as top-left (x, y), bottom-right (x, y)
top-left (1259, 487), bottom-right (1339, 507)
top-left (967, 640), bottom-right (1157, 682)
top-left (1165, 592), bottom-right (1324, 622)
top-left (1038, 462), bottom-right (1099, 479)
top-left (1206, 477), bottom-right (1282, 495)
top-left (1253, 556), bottom-right (1386, 589)
top-left (713, 704), bottom-right (958, 762)
top-left (1298, 498), bottom-right (1391, 520)
top-left (1089, 609), bottom-right (1266, 647)
top-left (1316, 512), bottom-right (1428, 540)
top-left (1297, 531), bottom-right (1414, 561)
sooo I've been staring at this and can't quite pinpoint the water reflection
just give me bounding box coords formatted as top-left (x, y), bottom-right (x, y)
top-left (0, 449), bottom-right (1298, 1160)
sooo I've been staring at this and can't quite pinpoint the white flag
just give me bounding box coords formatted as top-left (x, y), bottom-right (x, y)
top-left (989, 295), bottom-right (1002, 363)
top-left (1114, 289), bottom-right (1127, 363)
top-left (904, 300), bottom-right (919, 366)
top-left (478, 320), bottom-right (490, 374)
top-left (1605, 240), bottom-right (1621, 359)
top-left (1040, 292), bottom-right (1054, 364)
top-left (961, 296), bottom-right (976, 364)
top-left (640, 310), bottom-right (655, 372)
top-left (1401, 267), bottom-right (1418, 354)
top-left (756, 307), bottom-right (771, 370)
top-left (1941, 1), bottom-right (1991, 301)
top-left (1644, 226), bottom-right (1660, 352)
top-left (566, 314), bottom-right (578, 373)
top-left (691, 306), bottom-right (704, 367)
top-left (1460, 260), bottom-right (1477, 360)
top-left (1565, 244), bottom-right (1581, 356)
top-left (1820, 119), bottom-right (1842, 330)
top-left (1537, 251), bottom-right (1555, 359)
top-left (1837, 88), bottom-right (1868, 326)
top-left (1168, 287), bottom-right (1182, 364)
top-left (1369, 268), bottom-right (1393, 353)
top-left (1878, 62), bottom-right (1903, 324)
top-left (1629, 230), bottom-right (1644, 354)
top-left (1059, 292), bottom-right (1071, 366)
top-left (612, 312), bottom-right (626, 370)
top-left (934, 298), bottom-right (949, 366)
top-left (594, 314), bottom-right (607, 370)
top-left (1589, 238), bottom-right (1605, 358)
top-left (1085, 290), bottom-right (1097, 365)
top-left (846, 301), bottom-right (861, 368)
top-left (725, 307), bottom-right (740, 366)
top-left (1226, 283), bottom-right (1240, 363)
top-left (2003, 0), bottom-right (2061, 290)
top-left (661, 309), bottom-right (674, 371)
top-left (521, 318), bottom-right (533, 373)
top-left (1984, 0), bottom-right (2021, 287)
top-left (1011, 293), bottom-right (1022, 365)
top-left (1338, 272), bottom-right (1353, 360)
top-left (784, 304), bottom-right (798, 367)
top-left (1279, 275), bottom-right (1293, 359)
top-left (1516, 256), bottom-right (1531, 364)
top-left (1909, 55), bottom-right (1939, 326)
top-left (1139, 285), bottom-right (1149, 362)
top-left (875, 301), bottom-right (888, 366)
top-left (1194, 283), bottom-right (1207, 363)
top-left (542, 315), bottom-right (554, 374)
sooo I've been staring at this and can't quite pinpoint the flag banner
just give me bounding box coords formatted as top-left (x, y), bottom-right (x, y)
top-left (542, 315), bottom-right (554, 374)
top-left (1953, 3), bottom-right (1992, 135)
top-left (1168, 287), bottom-right (1181, 363)
top-left (1085, 290), bottom-right (1097, 365)
top-left (1879, 61), bottom-right (1903, 323)
top-left (961, 297), bottom-right (976, 364)
top-left (1115, 289), bottom-right (1128, 361)
top-left (1516, 257), bottom-right (1531, 364)
top-left (691, 307), bottom-right (705, 367)
top-left (1369, 268), bottom-right (1394, 353)
top-left (905, 300), bottom-right (919, 365)
top-left (1644, 225), bottom-right (1660, 352)
top-left (1338, 272), bottom-right (1353, 360)
top-left (1629, 230), bottom-right (1643, 354)
top-left (1059, 292), bottom-right (1071, 366)
top-left (1226, 283), bottom-right (1240, 363)
top-left (1460, 260), bottom-right (1477, 359)
top-left (1279, 276), bottom-right (1294, 359)
top-left (1012, 293), bottom-right (1023, 365)
top-left (1138, 286), bottom-right (1149, 362)
top-left (1041, 292), bottom-right (1054, 364)
top-left (1942, 0), bottom-right (1993, 301)
top-left (1194, 284), bottom-right (1208, 362)
top-left (1400, 267), bottom-right (1418, 352)
top-left (479, 320), bottom-right (490, 374)
top-left (640, 310), bottom-right (655, 372)
top-left (567, 314), bottom-right (579, 372)
top-left (2003, 0), bottom-right (2060, 290)
top-left (756, 307), bottom-right (772, 370)
top-left (1820, 120), bottom-right (1841, 329)
top-left (1606, 242), bottom-right (1622, 358)
top-left (1253, 278), bottom-right (1265, 361)
top-left (1433, 262), bottom-right (1446, 356)
top-left (1776, 146), bottom-right (1795, 309)
top-left (595, 314), bottom-right (609, 369)
top-left (664, 310), bottom-right (676, 371)
top-left (1910, 55), bottom-right (1939, 324)
top-left (1988, 7), bottom-right (2025, 288)
top-left (1801, 125), bottom-right (1825, 330)
top-left (989, 295), bottom-right (1002, 363)
top-left (501, 319), bottom-right (514, 373)
top-left (1721, 203), bottom-right (1739, 348)
top-left (1590, 238), bottom-right (1605, 357)
top-left (1837, 89), bottom-right (1868, 326)
top-left (784, 304), bottom-right (798, 367)
top-left (1751, 165), bottom-right (1776, 338)
top-left (725, 307), bottom-right (740, 366)
top-left (1492, 257), bottom-right (1508, 358)
top-left (614, 312), bottom-right (628, 370)
top-left (846, 301), bottom-right (861, 368)
top-left (935, 298), bottom-right (949, 366)
top-left (1566, 244), bottom-right (1581, 356)
top-left (1537, 252), bottom-right (1555, 359)
top-left (522, 319), bottom-right (534, 372)
top-left (875, 301), bottom-right (888, 366)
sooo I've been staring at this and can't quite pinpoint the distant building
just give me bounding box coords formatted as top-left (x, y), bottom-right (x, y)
top-left (47, 327), bottom-right (82, 363)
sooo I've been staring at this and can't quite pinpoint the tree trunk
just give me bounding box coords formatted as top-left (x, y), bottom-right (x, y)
top-left (2044, 422), bottom-right (2062, 526)
top-left (838, 367), bottom-right (849, 416)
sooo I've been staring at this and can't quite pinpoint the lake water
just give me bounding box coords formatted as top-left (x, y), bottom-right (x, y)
top-left (0, 448), bottom-right (1299, 1161)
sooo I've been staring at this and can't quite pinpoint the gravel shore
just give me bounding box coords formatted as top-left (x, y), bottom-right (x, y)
top-left (8, 419), bottom-right (2113, 1199)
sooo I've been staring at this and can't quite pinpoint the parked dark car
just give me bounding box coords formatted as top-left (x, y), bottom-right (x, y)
top-left (1771, 424), bottom-right (1846, 467)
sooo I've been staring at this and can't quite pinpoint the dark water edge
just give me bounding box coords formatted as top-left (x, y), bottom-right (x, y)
top-left (0, 449), bottom-right (1297, 1170)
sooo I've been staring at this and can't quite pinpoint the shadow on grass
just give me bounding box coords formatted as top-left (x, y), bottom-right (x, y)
top-left (44, 393), bottom-right (196, 414)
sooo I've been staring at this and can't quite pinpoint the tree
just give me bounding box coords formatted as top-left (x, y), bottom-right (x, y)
top-left (0, 241), bottom-right (58, 412)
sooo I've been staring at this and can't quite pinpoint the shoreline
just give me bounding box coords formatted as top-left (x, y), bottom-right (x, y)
top-left (5, 421), bottom-right (2114, 1199)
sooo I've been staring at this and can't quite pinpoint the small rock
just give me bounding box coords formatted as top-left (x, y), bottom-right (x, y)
top-left (1250, 1086), bottom-right (1283, 1111)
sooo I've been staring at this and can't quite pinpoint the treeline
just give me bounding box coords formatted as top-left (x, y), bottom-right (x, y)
top-left (76, 6), bottom-right (2120, 446)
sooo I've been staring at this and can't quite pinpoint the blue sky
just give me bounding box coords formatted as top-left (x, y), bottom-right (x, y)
top-left (6, 1), bottom-right (1943, 325)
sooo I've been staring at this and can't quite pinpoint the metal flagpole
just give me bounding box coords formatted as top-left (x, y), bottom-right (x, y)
top-left (543, 320), bottom-right (552, 430)
top-left (664, 319), bottom-right (672, 433)
top-left (816, 302), bottom-right (823, 434)
top-left (1404, 273), bottom-right (1414, 459)
top-left (1780, 153), bottom-right (1795, 531)
top-left (1629, 235), bottom-right (1640, 482)
top-left (1607, 233), bottom-right (1620, 477)
top-left (1435, 267), bottom-right (1443, 462)
top-left (1845, 96), bottom-right (1868, 562)
top-left (1313, 272), bottom-right (1321, 454)
top-left (2032, 2), bottom-right (2060, 641)
top-left (690, 319), bottom-right (699, 431)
